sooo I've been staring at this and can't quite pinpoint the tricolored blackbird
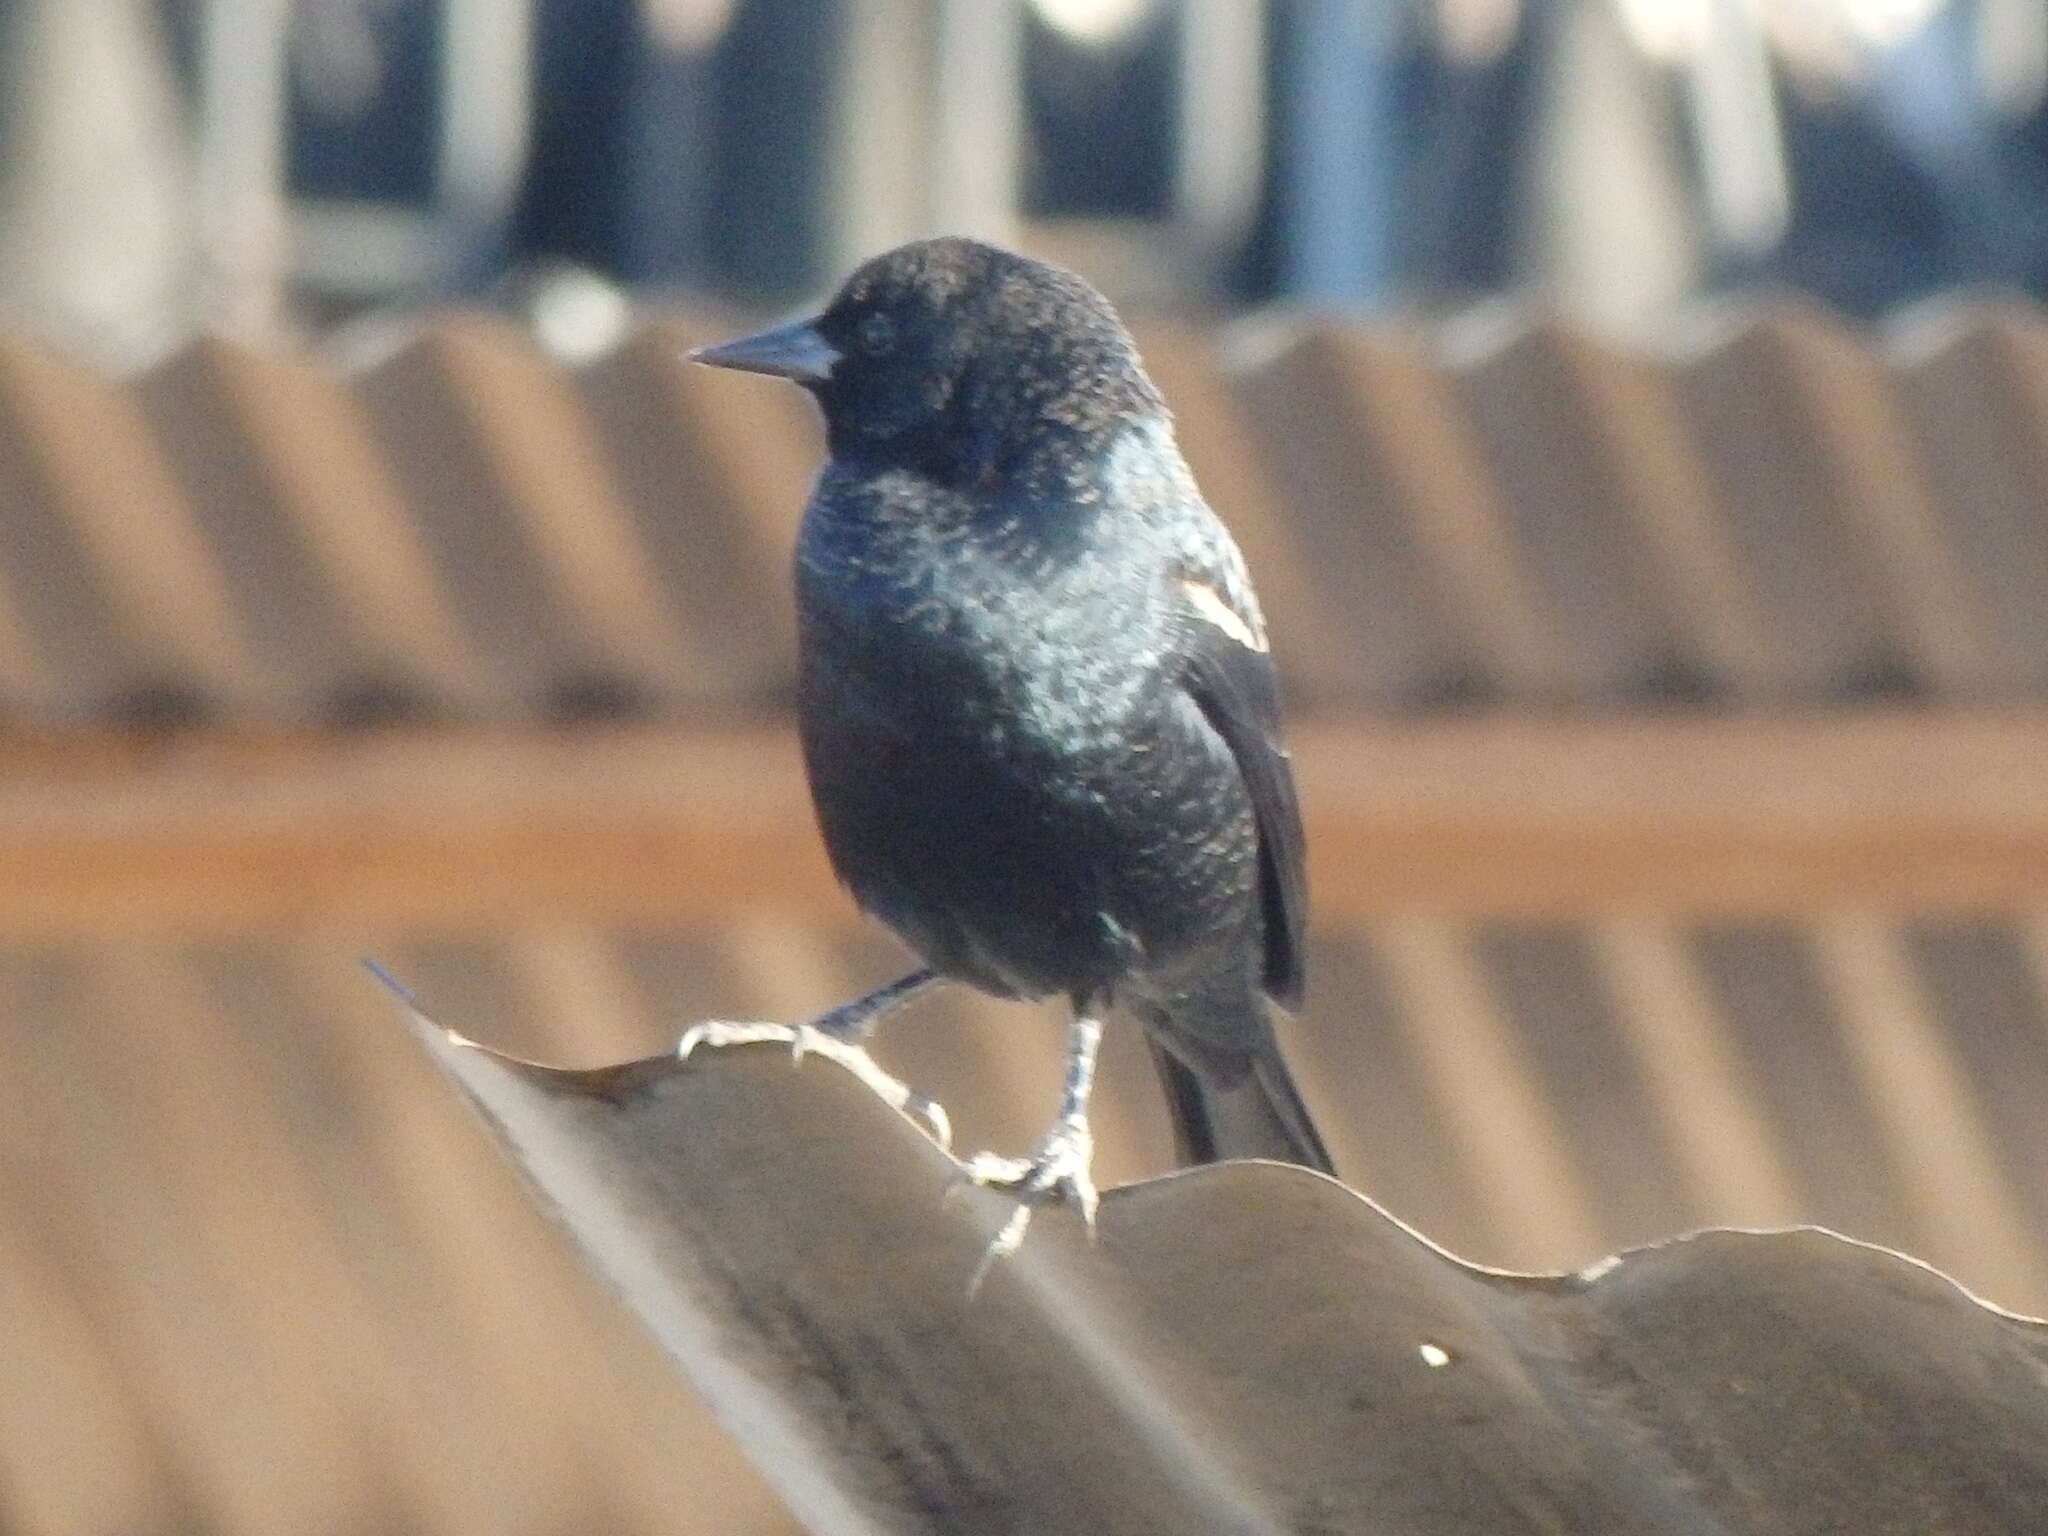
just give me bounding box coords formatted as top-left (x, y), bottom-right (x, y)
top-left (693, 237), bottom-right (1333, 1240)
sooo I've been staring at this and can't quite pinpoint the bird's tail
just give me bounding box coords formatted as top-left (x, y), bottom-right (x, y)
top-left (1146, 1036), bottom-right (1336, 1177)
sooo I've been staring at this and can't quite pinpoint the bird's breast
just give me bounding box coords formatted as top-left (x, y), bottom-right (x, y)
top-left (794, 510), bottom-right (1258, 1001)
top-left (796, 507), bottom-right (1164, 752)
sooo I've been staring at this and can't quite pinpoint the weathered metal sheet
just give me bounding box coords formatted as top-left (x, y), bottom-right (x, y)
top-left (415, 1009), bottom-right (2048, 1536)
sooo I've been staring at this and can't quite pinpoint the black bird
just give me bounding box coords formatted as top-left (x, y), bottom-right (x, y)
top-left (692, 237), bottom-right (1333, 1236)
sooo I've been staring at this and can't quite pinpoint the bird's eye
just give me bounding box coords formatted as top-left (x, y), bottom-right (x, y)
top-left (857, 313), bottom-right (896, 355)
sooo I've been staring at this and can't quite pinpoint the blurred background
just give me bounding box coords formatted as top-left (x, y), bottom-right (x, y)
top-left (4, 1), bottom-right (2048, 1533)
top-left (11, 0), bottom-right (2048, 356)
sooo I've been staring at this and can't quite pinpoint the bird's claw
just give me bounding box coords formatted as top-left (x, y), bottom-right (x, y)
top-left (903, 1090), bottom-right (953, 1150)
top-left (675, 1018), bottom-right (805, 1061)
top-left (673, 1019), bottom-right (952, 1149)
top-left (962, 1117), bottom-right (1098, 1292)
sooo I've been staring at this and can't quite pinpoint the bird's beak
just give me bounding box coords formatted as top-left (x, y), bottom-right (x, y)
top-left (689, 316), bottom-right (840, 384)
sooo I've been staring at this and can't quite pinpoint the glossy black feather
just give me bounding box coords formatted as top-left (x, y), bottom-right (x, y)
top-left (703, 237), bottom-right (1333, 1175)
top-left (1175, 583), bottom-right (1307, 1010)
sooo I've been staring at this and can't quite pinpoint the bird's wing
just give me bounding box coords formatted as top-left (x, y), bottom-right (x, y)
top-left (1172, 545), bottom-right (1307, 1009)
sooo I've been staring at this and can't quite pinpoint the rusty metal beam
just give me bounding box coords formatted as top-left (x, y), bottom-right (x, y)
top-left (3, 712), bottom-right (2046, 934)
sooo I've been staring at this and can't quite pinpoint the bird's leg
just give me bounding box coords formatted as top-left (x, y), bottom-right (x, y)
top-left (966, 1006), bottom-right (1104, 1281)
top-left (806, 967), bottom-right (950, 1143)
top-left (675, 968), bottom-right (952, 1148)
top-left (808, 967), bottom-right (939, 1042)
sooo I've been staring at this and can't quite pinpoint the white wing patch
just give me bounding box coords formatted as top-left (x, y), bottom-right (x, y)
top-left (1180, 576), bottom-right (1267, 652)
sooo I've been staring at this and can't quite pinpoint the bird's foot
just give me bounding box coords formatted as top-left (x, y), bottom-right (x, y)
top-left (674, 1019), bottom-right (952, 1149)
top-left (962, 1115), bottom-right (1098, 1291)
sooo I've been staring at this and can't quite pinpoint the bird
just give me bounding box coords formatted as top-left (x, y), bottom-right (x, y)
top-left (691, 236), bottom-right (1333, 1249)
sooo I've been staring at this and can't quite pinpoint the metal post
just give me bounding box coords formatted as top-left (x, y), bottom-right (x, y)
top-left (930, 0), bottom-right (1021, 247)
top-left (830, 0), bottom-right (1021, 273)
top-left (1276, 0), bottom-right (1400, 306)
top-left (439, 0), bottom-right (535, 287)
top-left (195, 0), bottom-right (291, 334)
top-left (1176, 0), bottom-right (1266, 257)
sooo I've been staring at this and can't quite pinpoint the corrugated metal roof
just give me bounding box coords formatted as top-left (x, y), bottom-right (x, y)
top-left (8, 297), bottom-right (2048, 718)
top-left (4, 300), bottom-right (2048, 1534)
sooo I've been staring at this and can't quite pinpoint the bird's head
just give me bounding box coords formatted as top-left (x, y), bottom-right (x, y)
top-left (692, 237), bottom-right (1164, 490)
